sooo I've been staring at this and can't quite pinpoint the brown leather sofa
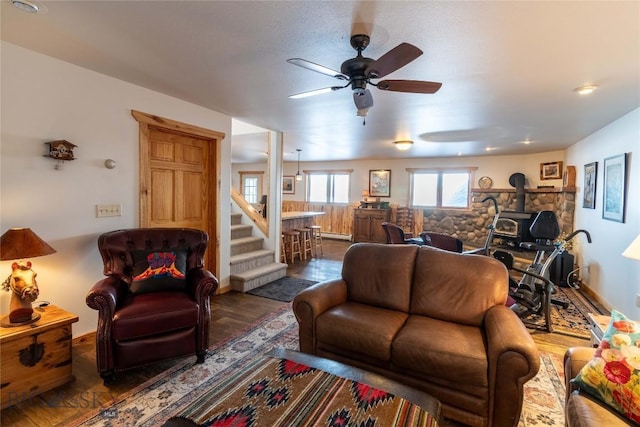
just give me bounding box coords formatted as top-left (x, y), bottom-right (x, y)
top-left (293, 243), bottom-right (540, 427)
top-left (564, 347), bottom-right (635, 426)
top-left (86, 228), bottom-right (218, 384)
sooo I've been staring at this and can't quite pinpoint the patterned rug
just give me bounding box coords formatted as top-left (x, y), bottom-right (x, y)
top-left (247, 276), bottom-right (318, 302)
top-left (520, 286), bottom-right (608, 339)
top-left (68, 305), bottom-right (566, 427)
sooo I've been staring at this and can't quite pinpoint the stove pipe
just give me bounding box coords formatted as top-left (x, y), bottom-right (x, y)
top-left (509, 173), bottom-right (526, 212)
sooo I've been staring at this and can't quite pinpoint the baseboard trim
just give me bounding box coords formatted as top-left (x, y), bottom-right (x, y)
top-left (322, 233), bottom-right (352, 241)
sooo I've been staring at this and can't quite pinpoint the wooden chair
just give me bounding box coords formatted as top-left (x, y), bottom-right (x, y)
top-left (382, 222), bottom-right (424, 245)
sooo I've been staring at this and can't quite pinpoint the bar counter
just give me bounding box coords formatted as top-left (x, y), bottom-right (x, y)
top-left (281, 211), bottom-right (325, 232)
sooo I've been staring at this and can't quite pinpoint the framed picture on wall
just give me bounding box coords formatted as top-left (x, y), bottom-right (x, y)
top-left (602, 153), bottom-right (627, 222)
top-left (282, 176), bottom-right (295, 194)
top-left (369, 169), bottom-right (391, 197)
top-left (582, 162), bottom-right (597, 209)
top-left (540, 161), bottom-right (563, 180)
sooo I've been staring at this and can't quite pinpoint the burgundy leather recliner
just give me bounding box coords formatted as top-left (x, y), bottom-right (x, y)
top-left (86, 228), bottom-right (218, 384)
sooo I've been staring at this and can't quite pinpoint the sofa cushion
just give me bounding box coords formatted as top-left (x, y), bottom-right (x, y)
top-left (341, 243), bottom-right (418, 312)
top-left (392, 315), bottom-right (489, 391)
top-left (112, 291), bottom-right (198, 341)
top-left (410, 246), bottom-right (508, 326)
top-left (571, 310), bottom-right (640, 424)
top-left (316, 302), bottom-right (408, 363)
top-left (566, 392), bottom-right (635, 427)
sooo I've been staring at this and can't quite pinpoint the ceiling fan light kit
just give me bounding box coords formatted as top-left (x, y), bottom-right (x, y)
top-left (287, 34), bottom-right (442, 119)
top-left (393, 140), bottom-right (414, 151)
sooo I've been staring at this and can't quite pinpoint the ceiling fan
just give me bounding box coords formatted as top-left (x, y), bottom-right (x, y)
top-left (287, 34), bottom-right (442, 120)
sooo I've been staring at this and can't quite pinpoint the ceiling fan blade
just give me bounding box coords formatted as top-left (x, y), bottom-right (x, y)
top-left (289, 86), bottom-right (344, 99)
top-left (365, 43), bottom-right (423, 79)
top-left (376, 80), bottom-right (442, 94)
top-left (287, 58), bottom-right (349, 80)
top-left (353, 89), bottom-right (373, 110)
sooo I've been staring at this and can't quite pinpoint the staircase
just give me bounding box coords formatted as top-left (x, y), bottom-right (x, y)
top-left (230, 212), bottom-right (287, 292)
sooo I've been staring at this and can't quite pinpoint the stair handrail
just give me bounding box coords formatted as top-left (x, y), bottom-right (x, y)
top-left (231, 187), bottom-right (269, 236)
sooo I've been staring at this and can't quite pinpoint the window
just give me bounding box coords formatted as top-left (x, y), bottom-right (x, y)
top-left (306, 170), bottom-right (352, 203)
top-left (409, 168), bottom-right (474, 208)
top-left (239, 172), bottom-right (263, 204)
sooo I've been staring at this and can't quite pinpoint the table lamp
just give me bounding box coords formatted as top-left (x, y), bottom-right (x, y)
top-left (0, 228), bottom-right (56, 326)
top-left (622, 234), bottom-right (640, 261)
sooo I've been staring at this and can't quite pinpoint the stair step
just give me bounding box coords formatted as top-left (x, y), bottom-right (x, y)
top-left (230, 236), bottom-right (264, 256)
top-left (230, 249), bottom-right (275, 275)
top-left (230, 263), bottom-right (288, 292)
top-left (231, 224), bottom-right (253, 239)
top-left (231, 212), bottom-right (243, 225)
top-left (230, 249), bottom-right (274, 265)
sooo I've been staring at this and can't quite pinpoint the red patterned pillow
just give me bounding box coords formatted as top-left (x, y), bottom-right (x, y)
top-left (571, 310), bottom-right (640, 423)
top-left (130, 250), bottom-right (187, 294)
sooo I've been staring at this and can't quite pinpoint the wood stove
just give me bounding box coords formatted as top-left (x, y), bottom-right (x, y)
top-left (494, 211), bottom-right (537, 248)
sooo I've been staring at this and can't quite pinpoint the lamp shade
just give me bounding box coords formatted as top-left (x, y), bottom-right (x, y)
top-left (0, 228), bottom-right (56, 261)
top-left (622, 234), bottom-right (640, 261)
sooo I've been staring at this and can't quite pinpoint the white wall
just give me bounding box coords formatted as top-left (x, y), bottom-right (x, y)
top-left (1, 42), bottom-right (233, 336)
top-left (282, 150), bottom-right (566, 206)
top-left (567, 108), bottom-right (640, 318)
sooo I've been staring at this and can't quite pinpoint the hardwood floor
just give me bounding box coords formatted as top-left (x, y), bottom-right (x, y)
top-left (0, 239), bottom-right (590, 426)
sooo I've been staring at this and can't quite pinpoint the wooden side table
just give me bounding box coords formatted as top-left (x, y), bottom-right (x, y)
top-left (587, 313), bottom-right (611, 347)
top-left (0, 305), bottom-right (78, 409)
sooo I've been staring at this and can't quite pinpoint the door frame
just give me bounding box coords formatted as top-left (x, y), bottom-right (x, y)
top-left (132, 110), bottom-right (225, 274)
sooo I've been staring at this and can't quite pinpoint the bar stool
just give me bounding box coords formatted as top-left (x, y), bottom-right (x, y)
top-left (283, 230), bottom-right (302, 263)
top-left (280, 233), bottom-right (288, 264)
top-left (310, 225), bottom-right (323, 256)
top-left (297, 228), bottom-right (313, 260)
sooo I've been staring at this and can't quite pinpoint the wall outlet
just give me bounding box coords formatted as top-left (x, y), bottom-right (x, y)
top-left (96, 204), bottom-right (121, 218)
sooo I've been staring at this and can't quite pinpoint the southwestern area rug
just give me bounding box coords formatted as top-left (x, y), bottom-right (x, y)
top-left (69, 305), bottom-right (566, 427)
top-left (247, 276), bottom-right (318, 302)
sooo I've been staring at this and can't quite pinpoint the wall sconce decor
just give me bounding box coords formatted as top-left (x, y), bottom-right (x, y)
top-left (0, 228), bottom-right (56, 327)
top-left (44, 140), bottom-right (76, 169)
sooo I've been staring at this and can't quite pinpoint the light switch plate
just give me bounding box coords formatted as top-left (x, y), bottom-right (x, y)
top-left (96, 204), bottom-right (121, 218)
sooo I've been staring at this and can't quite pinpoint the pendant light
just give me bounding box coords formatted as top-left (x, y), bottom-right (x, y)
top-left (295, 149), bottom-right (303, 181)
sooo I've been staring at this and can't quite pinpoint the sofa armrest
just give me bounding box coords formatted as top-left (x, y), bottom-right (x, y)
top-left (564, 346), bottom-right (596, 398)
top-left (187, 268), bottom-right (219, 302)
top-left (187, 268), bottom-right (219, 353)
top-left (292, 279), bottom-right (347, 354)
top-left (86, 276), bottom-right (127, 374)
top-left (484, 305), bottom-right (540, 426)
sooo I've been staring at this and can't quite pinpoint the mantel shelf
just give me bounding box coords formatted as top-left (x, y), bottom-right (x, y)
top-left (472, 187), bottom-right (577, 193)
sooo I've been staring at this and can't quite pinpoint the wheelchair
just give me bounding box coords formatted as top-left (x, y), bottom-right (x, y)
top-left (493, 211), bottom-right (592, 332)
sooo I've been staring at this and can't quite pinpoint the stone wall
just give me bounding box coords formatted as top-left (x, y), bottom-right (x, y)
top-left (421, 188), bottom-right (577, 246)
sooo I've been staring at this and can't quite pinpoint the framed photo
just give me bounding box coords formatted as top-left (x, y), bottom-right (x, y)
top-left (282, 176), bottom-right (295, 194)
top-left (369, 169), bottom-right (391, 197)
top-left (540, 161), bottom-right (563, 180)
top-left (582, 162), bottom-right (597, 209)
top-left (602, 153), bottom-right (627, 222)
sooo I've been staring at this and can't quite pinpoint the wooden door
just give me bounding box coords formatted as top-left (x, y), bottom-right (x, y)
top-left (146, 128), bottom-right (209, 229)
top-left (133, 110), bottom-right (225, 273)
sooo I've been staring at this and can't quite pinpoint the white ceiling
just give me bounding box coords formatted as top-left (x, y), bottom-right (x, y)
top-left (2, 1), bottom-right (638, 163)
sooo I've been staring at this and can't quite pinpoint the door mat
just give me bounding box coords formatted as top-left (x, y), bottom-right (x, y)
top-left (247, 276), bottom-right (318, 302)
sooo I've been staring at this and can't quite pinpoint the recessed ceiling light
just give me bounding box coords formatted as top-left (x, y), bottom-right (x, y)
top-left (393, 140), bottom-right (413, 151)
top-left (12, 0), bottom-right (39, 13)
top-left (574, 85), bottom-right (599, 95)
top-left (520, 139), bottom-right (533, 145)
